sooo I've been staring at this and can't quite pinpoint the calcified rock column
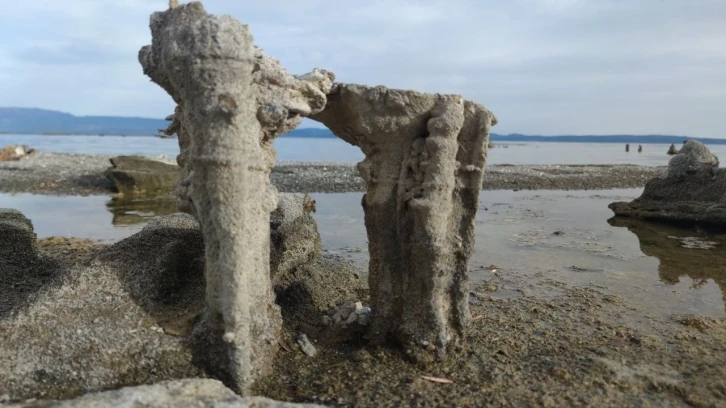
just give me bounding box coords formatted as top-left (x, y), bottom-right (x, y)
top-left (311, 84), bottom-right (496, 358)
top-left (138, 2), bottom-right (332, 392)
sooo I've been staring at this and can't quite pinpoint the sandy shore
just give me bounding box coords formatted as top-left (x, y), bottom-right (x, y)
top-left (0, 152), bottom-right (666, 195)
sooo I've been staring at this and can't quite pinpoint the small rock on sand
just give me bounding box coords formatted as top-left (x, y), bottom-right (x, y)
top-left (0, 145), bottom-right (34, 162)
top-left (297, 334), bottom-right (317, 357)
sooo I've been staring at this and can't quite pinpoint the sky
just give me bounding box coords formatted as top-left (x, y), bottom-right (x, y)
top-left (0, 0), bottom-right (725, 137)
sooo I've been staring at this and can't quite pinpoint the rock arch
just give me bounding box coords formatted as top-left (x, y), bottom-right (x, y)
top-left (139, 1), bottom-right (496, 393)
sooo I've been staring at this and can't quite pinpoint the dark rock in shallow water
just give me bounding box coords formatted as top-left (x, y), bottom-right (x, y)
top-left (666, 143), bottom-right (678, 155)
top-left (609, 140), bottom-right (726, 225)
top-left (104, 155), bottom-right (180, 196)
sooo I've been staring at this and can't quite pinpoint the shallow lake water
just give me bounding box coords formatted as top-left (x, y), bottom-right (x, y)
top-left (1, 189), bottom-right (724, 320)
top-left (0, 193), bottom-right (176, 242)
top-left (3, 133), bottom-right (726, 166)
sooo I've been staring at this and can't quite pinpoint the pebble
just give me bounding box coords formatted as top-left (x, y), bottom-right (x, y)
top-left (326, 301), bottom-right (373, 331)
top-left (297, 334), bottom-right (317, 357)
top-left (355, 306), bottom-right (371, 315)
top-left (345, 311), bottom-right (358, 325)
top-left (352, 349), bottom-right (371, 362)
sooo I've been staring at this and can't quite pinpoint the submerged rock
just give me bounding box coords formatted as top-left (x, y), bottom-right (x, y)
top-left (104, 155), bottom-right (180, 196)
top-left (3, 379), bottom-right (325, 407)
top-left (609, 141), bottom-right (726, 225)
top-left (0, 145), bottom-right (34, 162)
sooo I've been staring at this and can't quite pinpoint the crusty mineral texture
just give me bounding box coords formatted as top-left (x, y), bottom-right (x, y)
top-left (270, 194), bottom-right (321, 282)
top-left (138, 1), bottom-right (333, 393)
top-left (310, 84), bottom-right (497, 359)
top-left (609, 140), bottom-right (726, 225)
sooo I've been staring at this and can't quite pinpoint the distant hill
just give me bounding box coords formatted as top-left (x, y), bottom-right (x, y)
top-left (0, 107), bottom-right (168, 136)
top-left (3, 107), bottom-right (725, 145)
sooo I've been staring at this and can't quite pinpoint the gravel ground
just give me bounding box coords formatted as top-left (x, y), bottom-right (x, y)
top-left (0, 153), bottom-right (666, 196)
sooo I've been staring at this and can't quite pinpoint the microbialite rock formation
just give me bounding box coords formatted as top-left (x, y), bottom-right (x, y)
top-left (610, 140), bottom-right (726, 225)
top-left (311, 84), bottom-right (497, 359)
top-left (138, 1), bottom-right (334, 394)
top-left (139, 0), bottom-right (495, 394)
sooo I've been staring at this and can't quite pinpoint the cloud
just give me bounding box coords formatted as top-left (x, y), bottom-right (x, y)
top-left (0, 0), bottom-right (724, 137)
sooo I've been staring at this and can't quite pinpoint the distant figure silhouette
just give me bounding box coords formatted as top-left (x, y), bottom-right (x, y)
top-left (625, 143), bottom-right (630, 152)
top-left (638, 145), bottom-right (643, 153)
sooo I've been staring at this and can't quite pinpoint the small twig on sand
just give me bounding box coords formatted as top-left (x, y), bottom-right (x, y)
top-left (421, 375), bottom-right (454, 384)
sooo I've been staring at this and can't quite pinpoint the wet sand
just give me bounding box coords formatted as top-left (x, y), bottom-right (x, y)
top-left (259, 273), bottom-right (726, 407)
top-left (256, 190), bottom-right (726, 407)
top-left (0, 152), bottom-right (665, 195)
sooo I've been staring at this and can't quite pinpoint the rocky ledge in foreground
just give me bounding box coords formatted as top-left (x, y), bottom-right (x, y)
top-left (4, 379), bottom-right (323, 408)
top-left (0, 193), bottom-right (363, 404)
top-left (609, 140), bottom-right (726, 226)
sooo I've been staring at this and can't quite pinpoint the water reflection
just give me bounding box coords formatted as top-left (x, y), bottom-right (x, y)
top-left (105, 195), bottom-right (178, 226)
top-left (608, 216), bottom-right (726, 311)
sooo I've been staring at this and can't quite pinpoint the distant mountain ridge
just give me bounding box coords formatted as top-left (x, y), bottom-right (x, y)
top-left (282, 127), bottom-right (726, 145)
top-left (2, 107), bottom-right (725, 144)
top-left (0, 107), bottom-right (168, 136)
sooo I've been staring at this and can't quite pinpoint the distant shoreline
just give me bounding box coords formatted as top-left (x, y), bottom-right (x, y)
top-left (2, 130), bottom-right (726, 145)
top-left (0, 131), bottom-right (165, 137)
